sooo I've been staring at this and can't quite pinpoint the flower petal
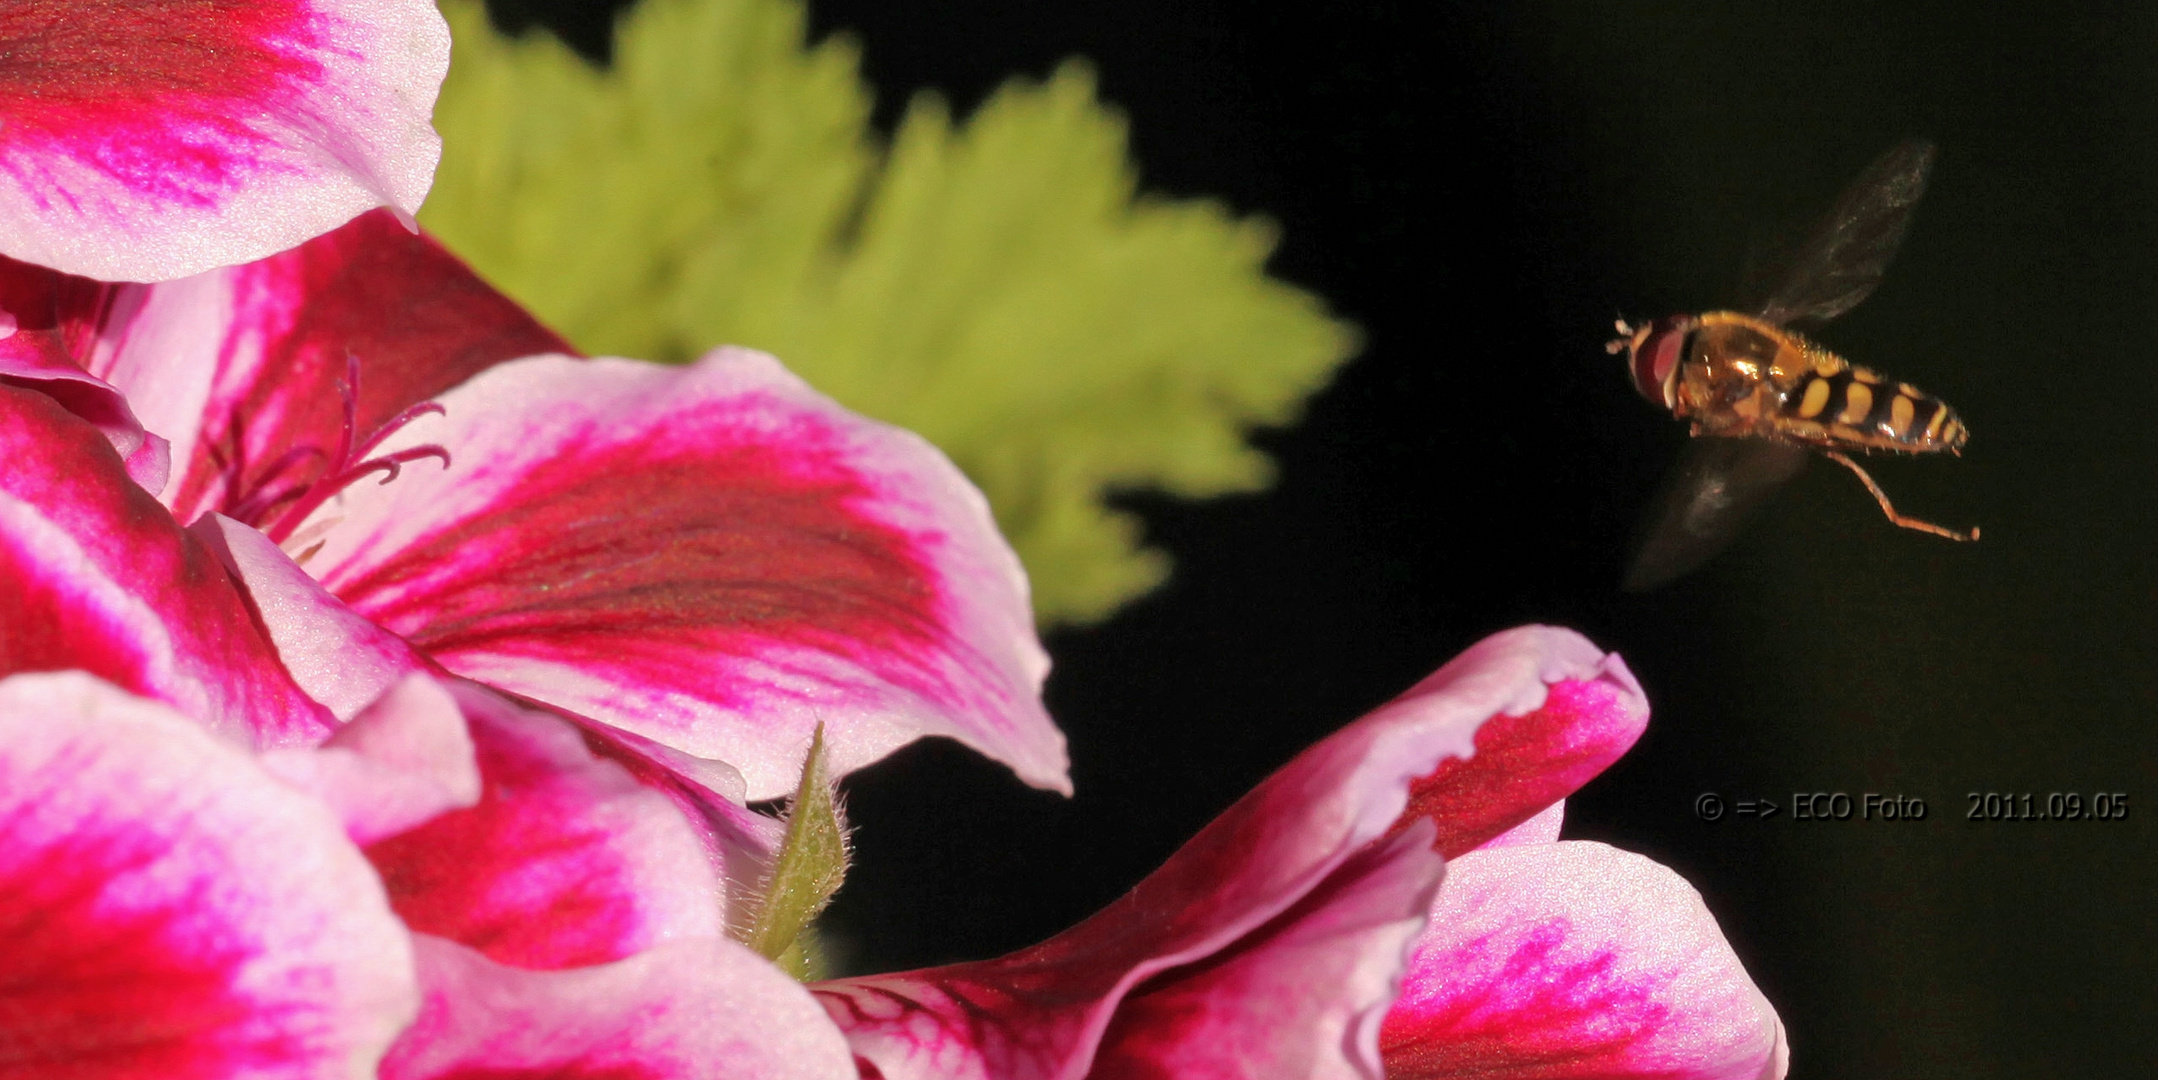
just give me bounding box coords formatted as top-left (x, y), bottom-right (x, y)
top-left (1394, 654), bottom-right (1646, 858)
top-left (0, 384), bottom-right (332, 746)
top-left (572, 721), bottom-right (792, 933)
top-left (383, 935), bottom-right (857, 1080)
top-left (192, 510), bottom-right (426, 721)
top-left (0, 253), bottom-right (168, 489)
top-left (0, 0), bottom-right (451, 281)
top-left (304, 348), bottom-right (1064, 799)
top-left (194, 510), bottom-right (783, 948)
top-left (1381, 842), bottom-right (1786, 1080)
top-left (0, 671), bottom-right (417, 1077)
top-left (816, 625), bottom-right (1620, 1080)
top-left (1085, 824), bottom-right (1444, 1080)
top-left (363, 682), bottom-right (729, 969)
top-left (84, 210), bottom-right (573, 525)
top-left (1477, 800), bottom-right (1565, 850)
top-left (261, 672), bottom-right (482, 845)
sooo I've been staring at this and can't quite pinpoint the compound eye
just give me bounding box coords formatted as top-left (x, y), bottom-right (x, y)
top-left (1630, 322), bottom-right (1686, 407)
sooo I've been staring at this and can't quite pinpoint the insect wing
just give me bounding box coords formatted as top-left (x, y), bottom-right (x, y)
top-left (1751, 140), bottom-right (1936, 330)
top-left (1622, 437), bottom-right (1811, 591)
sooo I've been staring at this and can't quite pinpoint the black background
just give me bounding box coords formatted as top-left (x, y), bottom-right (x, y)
top-left (490, 2), bottom-right (2157, 1075)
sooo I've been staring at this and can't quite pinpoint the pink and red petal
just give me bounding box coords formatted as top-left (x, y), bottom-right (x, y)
top-left (1381, 842), bottom-right (1787, 1080)
top-left (85, 210), bottom-right (572, 526)
top-left (303, 349), bottom-right (1064, 800)
top-left (383, 935), bottom-right (857, 1080)
top-left (1394, 666), bottom-right (1648, 859)
top-left (0, 385), bottom-right (332, 747)
top-left (194, 516), bottom-right (779, 949)
top-left (261, 672), bottom-right (482, 846)
top-left (0, 0), bottom-right (451, 282)
top-left (363, 682), bottom-right (728, 970)
top-left (192, 511), bottom-right (429, 721)
top-left (0, 253), bottom-right (167, 489)
top-left (1476, 800), bottom-right (1566, 851)
top-left (1085, 825), bottom-right (1443, 1080)
top-left (0, 671), bottom-right (417, 1078)
top-left (816, 626), bottom-right (1629, 1080)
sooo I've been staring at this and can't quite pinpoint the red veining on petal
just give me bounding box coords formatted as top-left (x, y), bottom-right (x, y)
top-left (361, 697), bottom-right (723, 971)
top-left (1392, 678), bottom-right (1643, 859)
top-left (0, 254), bottom-right (111, 367)
top-left (0, 762), bottom-right (311, 1078)
top-left (420, 1068), bottom-right (664, 1080)
top-left (0, 0), bottom-right (325, 211)
top-left (816, 978), bottom-right (1073, 1080)
top-left (334, 398), bottom-right (953, 714)
top-left (1380, 919), bottom-right (1674, 1079)
top-left (162, 211), bottom-right (572, 523)
top-left (365, 734), bottom-right (648, 970)
top-left (0, 386), bottom-right (331, 744)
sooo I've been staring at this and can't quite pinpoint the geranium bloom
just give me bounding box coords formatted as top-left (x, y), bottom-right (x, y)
top-left (0, 664), bottom-right (859, 1078)
top-left (0, 4), bottom-right (1068, 1068)
top-left (0, 209), bottom-right (1069, 803)
top-left (0, 0), bottom-right (450, 281)
top-left (0, 211), bottom-right (1068, 1068)
top-left (816, 626), bottom-right (1787, 1080)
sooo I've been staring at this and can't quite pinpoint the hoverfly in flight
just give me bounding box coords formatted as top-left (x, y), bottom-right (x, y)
top-left (1609, 139), bottom-right (1977, 591)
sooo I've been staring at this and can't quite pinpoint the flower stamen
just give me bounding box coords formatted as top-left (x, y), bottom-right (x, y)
top-left (220, 352), bottom-right (452, 546)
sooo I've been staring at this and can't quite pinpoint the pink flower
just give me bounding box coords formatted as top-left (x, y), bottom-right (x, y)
top-left (0, 0), bottom-right (450, 282)
top-left (0, 208), bottom-right (1068, 1070)
top-left (0, 98), bottom-right (1064, 1063)
top-left (0, 186), bottom-right (1066, 1074)
top-left (0, 665), bottom-right (860, 1078)
top-left (815, 626), bottom-right (1787, 1080)
top-left (0, 210), bottom-right (1068, 803)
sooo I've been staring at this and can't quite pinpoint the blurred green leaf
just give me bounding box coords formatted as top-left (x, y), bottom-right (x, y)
top-left (425, 0), bottom-right (1358, 623)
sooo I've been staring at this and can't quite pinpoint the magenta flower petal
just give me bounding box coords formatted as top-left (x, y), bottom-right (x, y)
top-left (1381, 842), bottom-right (1787, 1080)
top-left (0, 0), bottom-right (451, 281)
top-left (301, 349), bottom-right (1064, 799)
top-left (1086, 824), bottom-right (1444, 1079)
top-left (816, 625), bottom-right (1630, 1080)
top-left (0, 384), bottom-right (332, 746)
top-left (383, 935), bottom-right (857, 1080)
top-left (0, 253), bottom-right (168, 489)
top-left (192, 510), bottom-right (428, 721)
top-left (363, 682), bottom-right (729, 970)
top-left (84, 210), bottom-right (572, 526)
top-left (571, 720), bottom-right (793, 921)
top-left (0, 671), bottom-right (417, 1076)
top-left (261, 672), bottom-right (482, 846)
top-left (1396, 659), bottom-right (1647, 858)
top-left (1476, 800), bottom-right (1566, 850)
top-left (195, 509), bottom-right (785, 931)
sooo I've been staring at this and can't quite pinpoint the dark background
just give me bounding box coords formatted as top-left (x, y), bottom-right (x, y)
top-left (493, 2), bottom-right (2157, 1075)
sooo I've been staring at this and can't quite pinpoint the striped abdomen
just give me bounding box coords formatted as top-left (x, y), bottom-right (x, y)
top-left (1779, 362), bottom-right (1967, 453)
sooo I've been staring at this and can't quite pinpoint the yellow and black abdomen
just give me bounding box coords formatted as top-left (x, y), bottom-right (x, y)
top-left (1778, 362), bottom-right (1967, 453)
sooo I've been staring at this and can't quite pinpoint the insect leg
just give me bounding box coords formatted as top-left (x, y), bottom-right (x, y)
top-left (1821, 451), bottom-right (1980, 541)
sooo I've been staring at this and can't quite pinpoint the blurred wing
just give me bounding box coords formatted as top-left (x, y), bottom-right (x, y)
top-left (1751, 140), bottom-right (1936, 330)
top-left (1622, 437), bottom-right (1810, 591)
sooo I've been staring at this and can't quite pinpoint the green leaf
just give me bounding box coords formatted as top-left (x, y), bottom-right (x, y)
top-left (741, 724), bottom-right (849, 974)
top-left (423, 0), bottom-right (1359, 624)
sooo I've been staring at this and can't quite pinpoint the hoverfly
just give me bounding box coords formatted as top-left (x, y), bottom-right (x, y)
top-left (1609, 139), bottom-right (1977, 591)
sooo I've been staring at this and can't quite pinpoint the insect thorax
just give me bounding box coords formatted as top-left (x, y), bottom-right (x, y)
top-left (1674, 312), bottom-right (1827, 436)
